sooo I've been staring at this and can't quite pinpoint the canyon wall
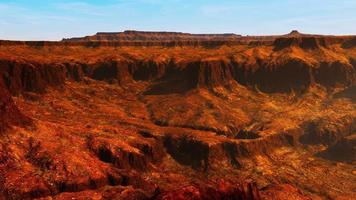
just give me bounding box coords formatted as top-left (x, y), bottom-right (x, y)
top-left (0, 76), bottom-right (30, 132)
top-left (0, 53), bottom-right (355, 96)
top-left (0, 31), bottom-right (355, 199)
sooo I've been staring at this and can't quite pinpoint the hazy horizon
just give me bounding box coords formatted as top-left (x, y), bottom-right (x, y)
top-left (1, 0), bottom-right (355, 41)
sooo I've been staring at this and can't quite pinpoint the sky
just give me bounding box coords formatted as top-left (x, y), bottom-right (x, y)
top-left (0, 0), bottom-right (355, 40)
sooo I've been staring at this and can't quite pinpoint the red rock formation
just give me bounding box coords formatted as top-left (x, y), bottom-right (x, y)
top-left (0, 76), bottom-right (30, 132)
top-left (0, 31), bottom-right (355, 199)
top-left (0, 60), bottom-right (67, 95)
top-left (156, 180), bottom-right (261, 200)
top-left (315, 61), bottom-right (356, 87)
top-left (261, 184), bottom-right (311, 200)
top-left (342, 36), bottom-right (356, 48)
top-left (63, 30), bottom-right (243, 42)
top-left (300, 115), bottom-right (355, 145)
top-left (1, 44), bottom-right (354, 96)
top-left (273, 37), bottom-right (328, 50)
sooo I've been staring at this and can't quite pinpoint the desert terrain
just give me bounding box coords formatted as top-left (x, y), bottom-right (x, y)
top-left (0, 31), bottom-right (355, 200)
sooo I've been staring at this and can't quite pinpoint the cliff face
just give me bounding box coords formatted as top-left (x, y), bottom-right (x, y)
top-left (0, 76), bottom-right (29, 132)
top-left (273, 36), bottom-right (349, 50)
top-left (342, 36), bottom-right (356, 48)
top-left (0, 32), bottom-right (355, 200)
top-left (1, 54), bottom-right (354, 95)
top-left (0, 33), bottom-right (354, 94)
top-left (0, 60), bottom-right (67, 95)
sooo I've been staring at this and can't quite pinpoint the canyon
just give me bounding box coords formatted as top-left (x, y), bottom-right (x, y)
top-left (0, 30), bottom-right (355, 200)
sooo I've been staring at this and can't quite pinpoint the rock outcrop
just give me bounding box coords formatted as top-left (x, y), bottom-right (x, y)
top-left (261, 184), bottom-right (311, 200)
top-left (0, 60), bottom-right (67, 95)
top-left (0, 76), bottom-right (30, 132)
top-left (62, 30), bottom-right (243, 42)
top-left (273, 37), bottom-right (328, 50)
top-left (156, 180), bottom-right (261, 200)
top-left (300, 115), bottom-right (356, 145)
top-left (1, 56), bottom-right (354, 95)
